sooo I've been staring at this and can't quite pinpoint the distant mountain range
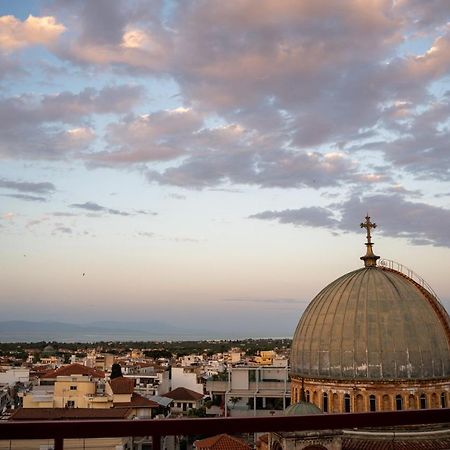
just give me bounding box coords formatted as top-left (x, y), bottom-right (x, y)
top-left (0, 320), bottom-right (219, 343)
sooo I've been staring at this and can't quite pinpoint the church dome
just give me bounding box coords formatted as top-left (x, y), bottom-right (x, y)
top-left (284, 400), bottom-right (323, 416)
top-left (291, 216), bottom-right (450, 381)
top-left (42, 344), bottom-right (55, 355)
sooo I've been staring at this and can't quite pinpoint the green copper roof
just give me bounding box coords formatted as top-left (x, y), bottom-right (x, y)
top-left (284, 401), bottom-right (323, 416)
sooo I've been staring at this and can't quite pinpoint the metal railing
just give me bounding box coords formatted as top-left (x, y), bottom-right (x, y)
top-left (379, 258), bottom-right (440, 300)
top-left (1, 408), bottom-right (450, 450)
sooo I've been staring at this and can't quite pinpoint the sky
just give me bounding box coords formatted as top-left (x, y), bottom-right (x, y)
top-left (1, 0), bottom-right (450, 337)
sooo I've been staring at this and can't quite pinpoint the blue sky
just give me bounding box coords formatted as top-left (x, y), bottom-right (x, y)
top-left (1, 0), bottom-right (450, 336)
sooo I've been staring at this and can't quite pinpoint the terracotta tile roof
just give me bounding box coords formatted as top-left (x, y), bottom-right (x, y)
top-left (258, 434), bottom-right (269, 445)
top-left (163, 387), bottom-right (203, 401)
top-left (109, 376), bottom-right (134, 394)
top-left (114, 393), bottom-right (159, 409)
top-left (41, 363), bottom-right (105, 379)
top-left (194, 434), bottom-right (251, 450)
top-left (10, 408), bottom-right (132, 421)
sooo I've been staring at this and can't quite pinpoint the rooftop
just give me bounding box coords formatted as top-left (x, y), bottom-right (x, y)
top-left (194, 433), bottom-right (251, 450)
top-left (163, 386), bottom-right (203, 401)
top-left (41, 363), bottom-right (105, 379)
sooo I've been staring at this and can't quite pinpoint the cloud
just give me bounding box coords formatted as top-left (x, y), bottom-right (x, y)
top-left (52, 226), bottom-right (72, 235)
top-left (371, 93), bottom-right (450, 180)
top-left (0, 15), bottom-right (65, 52)
top-left (88, 108), bottom-right (202, 166)
top-left (1, 1), bottom-right (449, 202)
top-left (396, 0), bottom-right (450, 32)
top-left (148, 146), bottom-right (358, 189)
top-left (338, 195), bottom-right (450, 247)
top-left (54, 0), bottom-right (169, 71)
top-left (48, 0), bottom-right (448, 191)
top-left (250, 206), bottom-right (339, 228)
top-left (52, 212), bottom-right (78, 217)
top-left (137, 231), bottom-right (201, 243)
top-left (70, 201), bottom-right (130, 216)
top-left (251, 194), bottom-right (450, 248)
top-left (0, 179), bottom-right (55, 194)
top-left (167, 193), bottom-right (187, 200)
top-left (0, 53), bottom-right (26, 79)
top-left (134, 209), bottom-right (158, 216)
top-left (0, 85), bottom-right (143, 160)
top-left (137, 231), bottom-right (155, 238)
top-left (26, 217), bottom-right (50, 228)
top-left (3, 194), bottom-right (46, 202)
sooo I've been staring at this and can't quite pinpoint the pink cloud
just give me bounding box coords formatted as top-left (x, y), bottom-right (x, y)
top-left (0, 15), bottom-right (65, 52)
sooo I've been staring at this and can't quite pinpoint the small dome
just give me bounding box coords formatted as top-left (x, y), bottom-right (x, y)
top-left (284, 401), bottom-right (323, 416)
top-left (42, 344), bottom-right (55, 355)
top-left (291, 266), bottom-right (450, 380)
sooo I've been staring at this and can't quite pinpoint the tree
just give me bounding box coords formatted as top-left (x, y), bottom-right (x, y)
top-left (187, 407), bottom-right (207, 417)
top-left (229, 396), bottom-right (242, 409)
top-left (110, 363), bottom-right (123, 379)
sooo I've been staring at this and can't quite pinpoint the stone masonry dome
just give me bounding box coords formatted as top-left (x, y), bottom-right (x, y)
top-left (291, 216), bottom-right (450, 381)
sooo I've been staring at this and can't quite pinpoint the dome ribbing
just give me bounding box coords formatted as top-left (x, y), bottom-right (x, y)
top-left (291, 266), bottom-right (450, 380)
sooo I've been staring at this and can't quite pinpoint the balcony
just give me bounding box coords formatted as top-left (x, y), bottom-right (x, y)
top-left (0, 408), bottom-right (449, 450)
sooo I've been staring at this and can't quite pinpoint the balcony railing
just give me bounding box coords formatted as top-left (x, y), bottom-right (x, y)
top-left (1, 408), bottom-right (449, 450)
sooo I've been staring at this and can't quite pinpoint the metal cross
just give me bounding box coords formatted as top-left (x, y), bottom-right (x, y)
top-left (360, 214), bottom-right (377, 244)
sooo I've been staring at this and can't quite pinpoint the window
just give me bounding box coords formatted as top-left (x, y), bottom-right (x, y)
top-left (420, 394), bottom-right (427, 409)
top-left (441, 393), bottom-right (447, 408)
top-left (369, 395), bottom-right (376, 412)
top-left (322, 393), bottom-right (328, 413)
top-left (66, 400), bottom-right (75, 408)
top-left (177, 402), bottom-right (181, 408)
top-left (344, 394), bottom-right (351, 412)
top-left (305, 390), bottom-right (310, 402)
top-left (70, 385), bottom-right (77, 390)
top-left (395, 395), bottom-right (403, 411)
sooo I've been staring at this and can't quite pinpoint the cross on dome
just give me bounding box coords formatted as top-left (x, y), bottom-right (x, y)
top-left (360, 214), bottom-right (380, 267)
top-left (360, 214), bottom-right (377, 245)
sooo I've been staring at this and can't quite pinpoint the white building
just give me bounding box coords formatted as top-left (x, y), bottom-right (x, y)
top-left (206, 365), bottom-right (290, 417)
top-left (124, 367), bottom-right (170, 396)
top-left (171, 367), bottom-right (204, 394)
top-left (0, 367), bottom-right (30, 386)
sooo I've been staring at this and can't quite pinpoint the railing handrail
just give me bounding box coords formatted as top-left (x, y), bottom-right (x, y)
top-left (379, 258), bottom-right (440, 300)
top-left (1, 409), bottom-right (449, 440)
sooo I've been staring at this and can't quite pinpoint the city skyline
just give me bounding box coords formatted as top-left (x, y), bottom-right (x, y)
top-left (1, 1), bottom-right (450, 337)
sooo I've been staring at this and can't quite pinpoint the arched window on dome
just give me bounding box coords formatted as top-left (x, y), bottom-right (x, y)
top-left (395, 395), bottom-right (403, 411)
top-left (306, 390), bottom-right (310, 403)
top-left (344, 394), bottom-right (351, 413)
top-left (369, 395), bottom-right (376, 412)
top-left (420, 394), bottom-right (427, 409)
top-left (322, 392), bottom-right (328, 413)
top-left (441, 392), bottom-right (447, 408)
